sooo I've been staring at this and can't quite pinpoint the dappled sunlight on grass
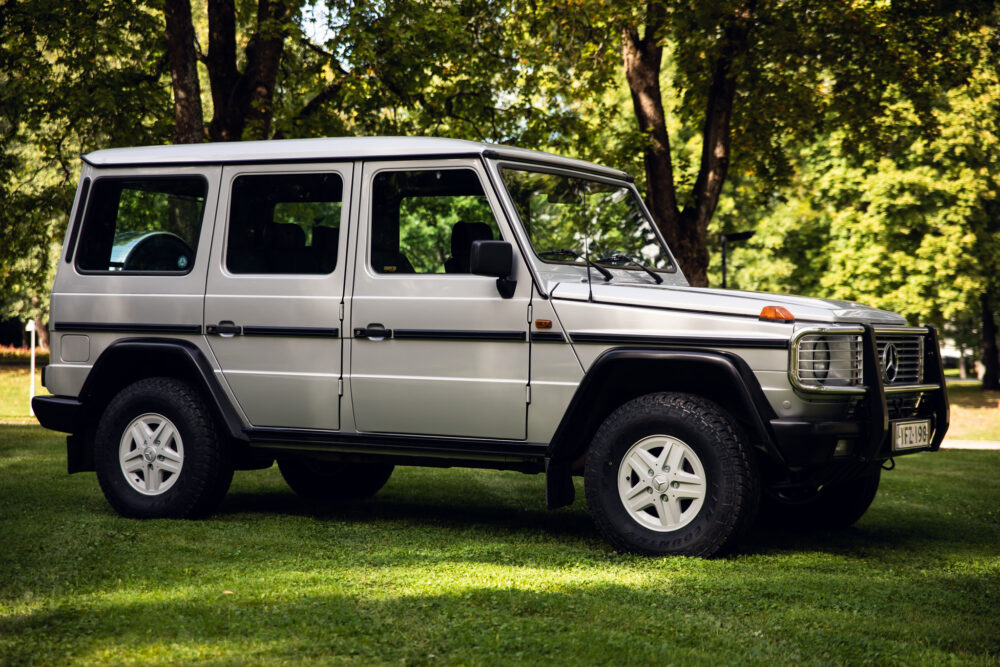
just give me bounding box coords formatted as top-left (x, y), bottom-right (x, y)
top-left (2, 425), bottom-right (999, 664)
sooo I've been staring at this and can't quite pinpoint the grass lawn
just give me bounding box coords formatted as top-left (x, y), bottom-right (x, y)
top-left (0, 366), bottom-right (46, 423)
top-left (1, 424), bottom-right (998, 665)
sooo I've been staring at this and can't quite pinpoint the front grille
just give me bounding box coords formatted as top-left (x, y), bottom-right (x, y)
top-left (875, 335), bottom-right (924, 385)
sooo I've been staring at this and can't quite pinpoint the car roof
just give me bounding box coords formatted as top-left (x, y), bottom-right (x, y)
top-left (82, 136), bottom-right (631, 180)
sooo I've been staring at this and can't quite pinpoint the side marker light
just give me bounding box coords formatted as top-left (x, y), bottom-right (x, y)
top-left (759, 306), bottom-right (795, 322)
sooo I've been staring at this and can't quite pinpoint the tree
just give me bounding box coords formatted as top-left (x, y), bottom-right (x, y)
top-left (0, 1), bottom-right (172, 345)
top-left (722, 27), bottom-right (1000, 389)
top-left (607, 1), bottom-right (991, 286)
top-left (162, 0), bottom-right (301, 143)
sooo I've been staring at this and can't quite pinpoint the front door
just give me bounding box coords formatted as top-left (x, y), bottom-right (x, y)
top-left (204, 164), bottom-right (352, 430)
top-left (348, 160), bottom-right (530, 439)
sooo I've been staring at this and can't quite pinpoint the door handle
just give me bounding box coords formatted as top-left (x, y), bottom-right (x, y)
top-left (353, 325), bottom-right (392, 340)
top-left (207, 321), bottom-right (242, 336)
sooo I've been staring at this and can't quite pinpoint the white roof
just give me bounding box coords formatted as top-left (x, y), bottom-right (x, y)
top-left (83, 136), bottom-right (630, 179)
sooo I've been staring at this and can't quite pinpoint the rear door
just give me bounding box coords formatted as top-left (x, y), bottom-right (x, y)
top-left (348, 160), bottom-right (530, 439)
top-left (204, 164), bottom-right (352, 430)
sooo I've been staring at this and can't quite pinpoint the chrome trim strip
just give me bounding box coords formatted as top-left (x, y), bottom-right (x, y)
top-left (885, 384), bottom-right (941, 395)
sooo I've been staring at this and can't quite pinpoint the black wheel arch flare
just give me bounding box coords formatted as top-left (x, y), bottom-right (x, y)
top-left (544, 347), bottom-right (782, 510)
top-left (48, 338), bottom-right (248, 473)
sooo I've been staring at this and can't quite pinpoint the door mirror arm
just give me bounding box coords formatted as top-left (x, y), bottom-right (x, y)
top-left (470, 240), bottom-right (516, 299)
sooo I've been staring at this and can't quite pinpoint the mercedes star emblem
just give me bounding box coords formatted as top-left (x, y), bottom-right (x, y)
top-left (882, 343), bottom-right (899, 383)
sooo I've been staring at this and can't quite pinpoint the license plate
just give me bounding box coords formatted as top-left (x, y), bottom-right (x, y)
top-left (892, 419), bottom-right (932, 451)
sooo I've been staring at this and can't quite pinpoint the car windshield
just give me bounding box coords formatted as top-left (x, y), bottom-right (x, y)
top-left (498, 167), bottom-right (674, 272)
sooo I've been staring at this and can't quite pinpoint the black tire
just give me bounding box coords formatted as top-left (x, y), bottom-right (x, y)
top-left (584, 393), bottom-right (759, 558)
top-left (278, 456), bottom-right (394, 501)
top-left (760, 469), bottom-right (881, 530)
top-left (94, 377), bottom-right (233, 518)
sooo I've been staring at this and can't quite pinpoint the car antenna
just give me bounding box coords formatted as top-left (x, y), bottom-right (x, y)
top-left (584, 235), bottom-right (594, 302)
top-left (583, 190), bottom-right (594, 302)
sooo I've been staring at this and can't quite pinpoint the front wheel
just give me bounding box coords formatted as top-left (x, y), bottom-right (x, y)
top-left (94, 377), bottom-right (233, 518)
top-left (585, 393), bottom-right (759, 558)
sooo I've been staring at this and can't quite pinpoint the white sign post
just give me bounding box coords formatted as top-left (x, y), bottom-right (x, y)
top-left (25, 320), bottom-right (36, 416)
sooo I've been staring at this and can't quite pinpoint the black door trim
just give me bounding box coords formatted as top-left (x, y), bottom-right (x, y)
top-left (383, 329), bottom-right (527, 342)
top-left (568, 332), bottom-right (789, 349)
top-left (242, 326), bottom-right (340, 338)
top-left (54, 322), bottom-right (202, 335)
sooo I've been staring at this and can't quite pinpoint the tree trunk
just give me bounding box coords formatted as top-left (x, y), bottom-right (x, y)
top-left (621, 2), bottom-right (755, 288)
top-left (241, 0), bottom-right (292, 139)
top-left (205, 0), bottom-right (292, 141)
top-left (163, 0), bottom-right (204, 144)
top-left (33, 316), bottom-right (49, 350)
top-left (981, 291), bottom-right (1000, 390)
top-left (206, 0), bottom-right (242, 141)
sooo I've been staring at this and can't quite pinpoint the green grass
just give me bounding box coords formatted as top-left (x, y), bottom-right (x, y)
top-left (1, 425), bottom-right (998, 665)
top-left (0, 366), bottom-right (46, 422)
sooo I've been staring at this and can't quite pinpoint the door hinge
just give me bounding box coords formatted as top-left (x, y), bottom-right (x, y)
top-left (527, 303), bottom-right (533, 323)
top-left (339, 302), bottom-right (344, 321)
top-left (526, 385), bottom-right (531, 404)
top-left (338, 378), bottom-right (344, 396)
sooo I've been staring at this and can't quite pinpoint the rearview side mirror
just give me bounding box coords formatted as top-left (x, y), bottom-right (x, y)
top-left (470, 240), bottom-right (516, 298)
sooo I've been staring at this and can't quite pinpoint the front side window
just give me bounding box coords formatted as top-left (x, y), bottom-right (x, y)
top-left (75, 177), bottom-right (207, 273)
top-left (499, 167), bottom-right (674, 272)
top-left (370, 169), bottom-right (500, 274)
top-left (226, 173), bottom-right (343, 274)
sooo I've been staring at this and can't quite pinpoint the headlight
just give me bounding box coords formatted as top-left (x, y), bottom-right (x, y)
top-left (793, 333), bottom-right (862, 389)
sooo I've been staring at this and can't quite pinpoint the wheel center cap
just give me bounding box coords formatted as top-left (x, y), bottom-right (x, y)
top-left (652, 474), bottom-right (670, 492)
top-left (142, 446), bottom-right (157, 462)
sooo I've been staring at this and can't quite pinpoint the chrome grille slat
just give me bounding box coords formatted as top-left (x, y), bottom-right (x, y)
top-left (875, 334), bottom-right (924, 385)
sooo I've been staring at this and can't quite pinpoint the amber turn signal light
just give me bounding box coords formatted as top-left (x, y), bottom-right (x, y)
top-left (534, 319), bottom-right (553, 329)
top-left (759, 306), bottom-right (794, 322)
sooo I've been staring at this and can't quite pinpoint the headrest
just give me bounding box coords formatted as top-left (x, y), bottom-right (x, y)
top-left (450, 221), bottom-right (493, 256)
top-left (265, 222), bottom-right (305, 248)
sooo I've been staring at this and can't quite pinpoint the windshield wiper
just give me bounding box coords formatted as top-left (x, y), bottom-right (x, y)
top-left (539, 249), bottom-right (612, 281)
top-left (595, 253), bottom-right (663, 284)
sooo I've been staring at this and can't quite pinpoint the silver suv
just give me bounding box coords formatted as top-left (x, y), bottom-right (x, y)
top-left (33, 137), bottom-right (948, 557)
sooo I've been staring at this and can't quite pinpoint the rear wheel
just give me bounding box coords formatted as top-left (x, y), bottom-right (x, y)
top-left (278, 456), bottom-right (394, 501)
top-left (585, 393), bottom-right (759, 558)
top-left (94, 377), bottom-right (233, 518)
top-left (760, 469), bottom-right (881, 530)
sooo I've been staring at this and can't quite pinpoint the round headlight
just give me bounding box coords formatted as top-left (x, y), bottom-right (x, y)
top-left (813, 339), bottom-right (831, 379)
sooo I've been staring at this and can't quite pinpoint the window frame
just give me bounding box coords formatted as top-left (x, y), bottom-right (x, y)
top-left (366, 165), bottom-right (507, 278)
top-left (72, 174), bottom-right (210, 277)
top-left (223, 171), bottom-right (346, 277)
top-left (494, 161), bottom-right (679, 276)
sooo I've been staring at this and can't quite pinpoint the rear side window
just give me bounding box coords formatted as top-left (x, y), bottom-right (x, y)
top-left (226, 173), bottom-right (343, 274)
top-left (75, 177), bottom-right (207, 273)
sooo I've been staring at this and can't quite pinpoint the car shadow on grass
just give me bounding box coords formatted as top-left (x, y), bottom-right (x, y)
top-left (216, 487), bottom-right (599, 541)
top-left (214, 486), bottom-right (997, 561)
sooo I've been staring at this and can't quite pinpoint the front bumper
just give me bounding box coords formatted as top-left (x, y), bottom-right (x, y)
top-left (770, 325), bottom-right (949, 468)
